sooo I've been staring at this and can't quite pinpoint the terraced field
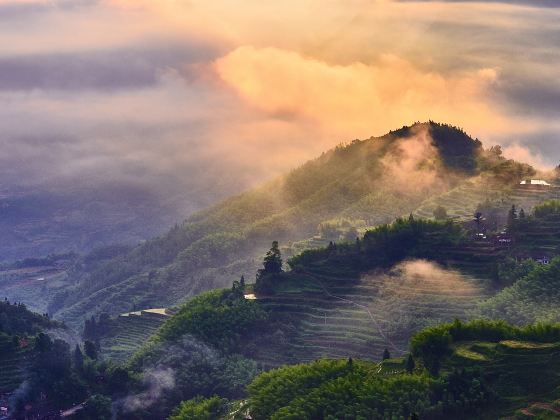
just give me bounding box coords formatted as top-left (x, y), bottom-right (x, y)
top-left (99, 310), bottom-right (169, 362)
top-left (0, 335), bottom-right (31, 393)
top-left (448, 340), bottom-right (560, 418)
top-left (414, 179), bottom-right (559, 222)
top-left (414, 177), bottom-right (506, 221)
top-left (254, 259), bottom-right (490, 367)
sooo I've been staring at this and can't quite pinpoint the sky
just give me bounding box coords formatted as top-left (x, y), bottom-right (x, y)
top-left (1, 0), bottom-right (559, 208)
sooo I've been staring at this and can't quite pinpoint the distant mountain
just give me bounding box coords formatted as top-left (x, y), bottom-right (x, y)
top-left (0, 183), bottom-right (190, 262)
top-left (5, 122), bottom-right (534, 327)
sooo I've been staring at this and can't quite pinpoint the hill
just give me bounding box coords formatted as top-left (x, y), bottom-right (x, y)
top-left (0, 183), bottom-right (188, 263)
top-left (225, 320), bottom-right (560, 420)
top-left (106, 206), bottom-right (560, 418)
top-left (0, 299), bottom-right (60, 393)
top-left (40, 122), bottom-right (536, 328)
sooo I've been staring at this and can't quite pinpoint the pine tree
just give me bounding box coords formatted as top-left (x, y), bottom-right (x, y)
top-left (507, 205), bottom-right (517, 228)
top-left (74, 344), bottom-right (84, 370)
top-left (405, 354), bottom-right (415, 373)
top-left (84, 315), bottom-right (97, 340)
top-left (474, 212), bottom-right (483, 232)
top-left (255, 241), bottom-right (283, 294)
top-left (84, 340), bottom-right (98, 360)
top-left (262, 241), bottom-right (283, 274)
top-left (382, 348), bottom-right (391, 360)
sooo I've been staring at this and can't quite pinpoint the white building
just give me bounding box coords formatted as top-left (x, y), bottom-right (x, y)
top-left (519, 179), bottom-right (551, 186)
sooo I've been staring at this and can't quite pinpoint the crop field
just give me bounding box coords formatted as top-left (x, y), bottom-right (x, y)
top-left (414, 179), bottom-right (559, 222)
top-left (0, 264), bottom-right (69, 314)
top-left (254, 259), bottom-right (489, 367)
top-left (0, 335), bottom-right (30, 393)
top-left (448, 340), bottom-right (560, 418)
top-left (99, 310), bottom-right (168, 362)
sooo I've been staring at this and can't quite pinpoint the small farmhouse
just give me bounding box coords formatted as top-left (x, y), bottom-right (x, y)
top-left (536, 256), bottom-right (551, 265)
top-left (519, 179), bottom-right (551, 186)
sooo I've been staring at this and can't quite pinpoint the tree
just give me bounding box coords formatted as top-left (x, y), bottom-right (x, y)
top-left (489, 145), bottom-right (502, 157)
top-left (255, 242), bottom-right (283, 293)
top-left (35, 332), bottom-right (52, 353)
top-left (382, 348), bottom-right (391, 360)
top-left (405, 354), bottom-right (415, 374)
top-left (507, 205), bottom-right (517, 229)
top-left (169, 396), bottom-right (228, 420)
top-left (106, 366), bottom-right (131, 396)
top-left (262, 241), bottom-right (282, 274)
top-left (83, 316), bottom-right (97, 341)
top-left (73, 344), bottom-right (84, 371)
top-left (84, 340), bottom-right (98, 360)
top-left (411, 327), bottom-right (452, 376)
top-left (231, 276), bottom-right (245, 298)
top-left (473, 212), bottom-right (483, 232)
top-left (433, 206), bottom-right (448, 221)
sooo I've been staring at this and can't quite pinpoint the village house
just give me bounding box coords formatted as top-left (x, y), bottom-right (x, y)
top-left (516, 253), bottom-right (551, 265)
top-left (519, 179), bottom-right (551, 187)
top-left (494, 233), bottom-right (513, 247)
top-left (536, 256), bottom-right (551, 265)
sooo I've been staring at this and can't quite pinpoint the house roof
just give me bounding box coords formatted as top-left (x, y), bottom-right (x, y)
top-left (520, 179), bottom-right (551, 186)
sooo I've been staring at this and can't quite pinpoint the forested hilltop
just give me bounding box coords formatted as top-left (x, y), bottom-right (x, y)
top-left (39, 122), bottom-right (536, 328)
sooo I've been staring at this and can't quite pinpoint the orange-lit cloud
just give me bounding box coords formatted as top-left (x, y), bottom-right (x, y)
top-left (1, 0), bottom-right (560, 210)
top-left (215, 46), bottom-right (509, 140)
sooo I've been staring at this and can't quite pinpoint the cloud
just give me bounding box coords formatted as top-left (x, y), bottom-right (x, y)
top-left (215, 46), bottom-right (506, 139)
top-left (396, 0), bottom-right (560, 8)
top-left (0, 0), bottom-right (559, 222)
top-left (502, 144), bottom-right (552, 171)
top-left (0, 43), bottom-right (220, 92)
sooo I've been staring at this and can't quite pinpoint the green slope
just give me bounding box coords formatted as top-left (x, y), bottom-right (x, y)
top-left (46, 122), bottom-right (535, 329)
top-left (235, 321), bottom-right (560, 420)
top-left (0, 300), bottom-right (60, 393)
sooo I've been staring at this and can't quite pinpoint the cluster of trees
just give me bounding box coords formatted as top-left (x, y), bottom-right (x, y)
top-left (288, 216), bottom-right (465, 275)
top-left (476, 257), bottom-right (560, 324)
top-left (83, 313), bottom-right (113, 342)
top-left (0, 300), bottom-right (135, 419)
top-left (254, 241), bottom-right (284, 294)
top-left (244, 357), bottom-right (490, 419)
top-left (0, 299), bottom-right (55, 336)
top-left (155, 284), bottom-right (267, 352)
top-left (493, 257), bottom-right (536, 288)
top-left (169, 396), bottom-right (229, 420)
top-left (124, 278), bottom-right (267, 419)
top-left (477, 145), bottom-right (535, 184)
top-left (411, 319), bottom-right (560, 375)
top-left (533, 200), bottom-right (560, 219)
top-left (317, 219), bottom-right (360, 241)
top-left (8, 331), bottom-right (132, 419)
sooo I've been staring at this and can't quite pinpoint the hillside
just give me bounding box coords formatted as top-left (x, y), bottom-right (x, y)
top-left (0, 299), bottom-right (60, 393)
top-left (226, 320), bottom-right (560, 420)
top-left (39, 122), bottom-right (536, 328)
top-left (0, 183), bottom-right (188, 262)
top-left (101, 207), bottom-right (560, 418)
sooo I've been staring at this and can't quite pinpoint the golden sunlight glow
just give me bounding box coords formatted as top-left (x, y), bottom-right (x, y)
top-left (215, 46), bottom-right (507, 139)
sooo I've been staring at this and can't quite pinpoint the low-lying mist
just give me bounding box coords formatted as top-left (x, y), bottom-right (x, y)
top-left (360, 259), bottom-right (487, 345)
